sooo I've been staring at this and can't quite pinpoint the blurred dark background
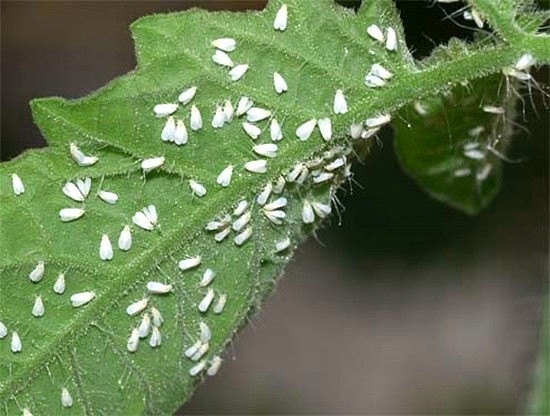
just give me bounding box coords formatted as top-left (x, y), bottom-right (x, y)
top-left (2, 1), bottom-right (548, 414)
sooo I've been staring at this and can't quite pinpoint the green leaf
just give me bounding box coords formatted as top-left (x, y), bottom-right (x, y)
top-left (0, 0), bottom-right (548, 414)
top-left (393, 73), bottom-right (511, 215)
top-left (0, 1), bottom-right (409, 413)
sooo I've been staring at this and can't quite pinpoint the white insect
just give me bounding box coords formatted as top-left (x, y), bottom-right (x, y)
top-left (364, 74), bottom-right (386, 88)
top-left (126, 298), bottom-right (149, 317)
top-left (502, 67), bottom-right (532, 81)
top-left (199, 321), bottom-right (212, 342)
top-left (138, 313), bottom-right (151, 338)
top-left (149, 326), bottom-right (162, 348)
top-left (270, 118), bottom-right (283, 141)
top-left (145, 205), bottom-right (160, 223)
top-left (370, 63), bottom-right (393, 79)
top-left (200, 269), bottom-right (216, 287)
top-left (22, 409), bottom-right (32, 416)
top-left (234, 227), bottom-right (252, 246)
top-left (312, 201), bottom-right (332, 218)
top-left (212, 49), bottom-right (234, 67)
top-left (189, 179), bottom-right (207, 197)
top-left (141, 156), bottom-right (165, 173)
top-left (213, 294), bottom-right (227, 314)
top-left (286, 162), bottom-right (305, 182)
top-left (212, 106), bottom-right (225, 128)
top-left (223, 99), bottom-right (234, 122)
top-left (29, 261), bottom-right (45, 283)
top-left (70, 143), bottom-right (98, 166)
top-left (257, 183), bottom-right (273, 206)
top-left (273, 4), bottom-right (288, 31)
top-left (302, 200), bottom-right (315, 224)
top-left (31, 296), bottom-right (45, 317)
top-left (178, 256), bottom-right (202, 271)
top-left (318, 117), bottom-right (332, 141)
top-left (470, 9), bottom-right (484, 29)
top-left (306, 157), bottom-right (323, 169)
top-left (153, 103), bottom-right (178, 117)
top-left (234, 200), bottom-right (249, 217)
top-left (273, 72), bottom-right (288, 94)
top-left (333, 89), bottom-right (348, 114)
top-left (127, 328), bottom-right (140, 353)
top-left (132, 205), bottom-right (158, 231)
top-left (514, 53), bottom-right (535, 71)
top-left (244, 159), bottom-right (267, 173)
top-left (232, 210), bottom-right (251, 232)
top-left (453, 168), bottom-right (471, 178)
top-left (349, 123), bottom-right (363, 139)
top-left (198, 288), bottom-right (215, 313)
top-left (214, 227), bottom-right (230, 241)
top-left (11, 173), bottom-right (24, 196)
top-left (325, 156), bottom-right (346, 171)
top-left (463, 142), bottom-right (480, 151)
top-left (296, 165), bottom-right (310, 184)
top-left (99, 234), bottom-right (113, 261)
top-left (365, 113), bottom-right (391, 128)
top-left (263, 197), bottom-right (287, 211)
top-left (482, 105), bottom-right (505, 114)
top-left (207, 356), bottom-right (223, 376)
top-left (272, 176), bottom-right (286, 194)
top-left (161, 116), bottom-right (176, 142)
top-left (11, 331), bottom-right (22, 353)
top-left (217, 165), bottom-right (234, 187)
top-left (253, 143), bottom-right (278, 158)
top-left (174, 120), bottom-right (188, 145)
top-left (464, 149), bottom-right (485, 160)
top-left (185, 340), bottom-right (201, 358)
top-left (275, 237), bottom-right (291, 253)
top-left (246, 107), bottom-right (272, 122)
top-left (229, 64), bottom-right (249, 81)
top-left (361, 127), bottom-right (380, 139)
top-left (242, 122), bottom-right (262, 140)
top-left (189, 360), bottom-right (207, 376)
top-left (146, 281), bottom-right (173, 294)
top-left (211, 37), bottom-right (236, 52)
top-left (205, 215), bottom-right (231, 231)
top-left (236, 96), bottom-right (254, 117)
top-left (178, 86), bottom-right (197, 104)
top-left (151, 306), bottom-right (164, 327)
top-left (117, 225), bottom-right (132, 251)
top-left (476, 164), bottom-right (492, 182)
top-left (295, 119), bottom-right (317, 141)
top-left (0, 321), bottom-right (8, 339)
top-left (191, 342), bottom-right (209, 361)
top-left (62, 182), bottom-right (85, 202)
top-left (385, 27), bottom-right (397, 51)
top-left (367, 24), bottom-right (384, 42)
top-left (413, 101), bottom-right (429, 116)
top-left (74, 178), bottom-right (91, 199)
top-left (61, 388), bottom-right (73, 408)
top-left (98, 190), bottom-right (118, 205)
top-left (263, 209), bottom-right (286, 225)
top-left (70, 291), bottom-right (95, 307)
top-left (190, 105), bottom-right (203, 131)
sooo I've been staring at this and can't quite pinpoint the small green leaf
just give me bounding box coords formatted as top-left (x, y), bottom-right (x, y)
top-left (393, 73), bottom-right (517, 215)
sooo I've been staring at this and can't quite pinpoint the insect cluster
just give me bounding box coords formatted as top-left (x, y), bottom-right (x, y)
top-left (3, 1), bottom-right (540, 413)
top-left (412, 52), bottom-right (536, 184)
